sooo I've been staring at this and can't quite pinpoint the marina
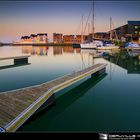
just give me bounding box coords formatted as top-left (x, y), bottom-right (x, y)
top-left (1, 0), bottom-right (140, 135)
top-left (0, 46), bottom-right (140, 132)
top-left (0, 57), bottom-right (106, 132)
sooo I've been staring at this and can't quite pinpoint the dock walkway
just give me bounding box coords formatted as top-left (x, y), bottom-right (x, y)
top-left (0, 63), bottom-right (107, 132)
top-left (0, 54), bottom-right (31, 65)
top-left (0, 55), bottom-right (30, 60)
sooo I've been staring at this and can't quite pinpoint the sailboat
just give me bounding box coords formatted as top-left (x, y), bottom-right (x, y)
top-left (80, 1), bottom-right (103, 49)
top-left (124, 42), bottom-right (140, 50)
top-left (96, 17), bottom-right (120, 50)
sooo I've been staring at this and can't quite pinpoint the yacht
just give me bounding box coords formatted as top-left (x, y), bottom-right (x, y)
top-left (97, 17), bottom-right (120, 50)
top-left (80, 40), bottom-right (103, 49)
top-left (97, 41), bottom-right (119, 50)
top-left (125, 42), bottom-right (140, 50)
top-left (80, 1), bottom-right (104, 49)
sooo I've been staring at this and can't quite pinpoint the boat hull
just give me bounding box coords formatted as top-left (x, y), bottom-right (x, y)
top-left (80, 43), bottom-right (97, 49)
top-left (80, 40), bottom-right (103, 49)
top-left (97, 46), bottom-right (119, 50)
top-left (125, 47), bottom-right (140, 50)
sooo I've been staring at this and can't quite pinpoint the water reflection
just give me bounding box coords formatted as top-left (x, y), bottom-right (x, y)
top-left (18, 72), bottom-right (107, 131)
top-left (0, 46), bottom-right (28, 58)
top-left (53, 47), bottom-right (63, 55)
top-left (22, 46), bottom-right (49, 55)
top-left (0, 63), bottom-right (31, 70)
top-left (1, 46), bottom-right (140, 131)
top-left (103, 50), bottom-right (140, 74)
top-left (0, 46), bottom-right (94, 92)
top-left (63, 46), bottom-right (74, 53)
top-left (3, 46), bottom-right (140, 75)
top-left (21, 46), bottom-right (81, 56)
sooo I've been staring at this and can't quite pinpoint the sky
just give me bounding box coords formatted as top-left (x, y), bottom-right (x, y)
top-left (0, 1), bottom-right (140, 43)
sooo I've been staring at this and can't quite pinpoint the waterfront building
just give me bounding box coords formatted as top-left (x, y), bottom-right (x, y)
top-left (53, 33), bottom-right (63, 43)
top-left (37, 33), bottom-right (48, 43)
top-left (94, 32), bottom-right (110, 40)
top-left (112, 21), bottom-right (140, 43)
top-left (36, 34), bottom-right (40, 43)
top-left (127, 21), bottom-right (140, 43)
top-left (74, 35), bottom-right (87, 43)
top-left (63, 35), bottom-right (75, 43)
top-left (30, 34), bottom-right (37, 43)
top-left (20, 36), bottom-right (32, 44)
top-left (20, 33), bottom-right (48, 44)
top-left (73, 35), bottom-right (82, 43)
top-left (63, 35), bottom-right (87, 43)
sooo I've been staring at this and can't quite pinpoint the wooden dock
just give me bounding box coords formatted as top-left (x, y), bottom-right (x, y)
top-left (0, 63), bottom-right (107, 132)
top-left (0, 55), bottom-right (31, 65)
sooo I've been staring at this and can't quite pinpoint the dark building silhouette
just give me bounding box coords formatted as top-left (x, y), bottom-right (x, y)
top-left (112, 21), bottom-right (140, 43)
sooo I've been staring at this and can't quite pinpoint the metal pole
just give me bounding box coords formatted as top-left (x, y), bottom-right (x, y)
top-left (92, 0), bottom-right (94, 40)
top-left (110, 17), bottom-right (112, 40)
top-left (81, 15), bottom-right (84, 43)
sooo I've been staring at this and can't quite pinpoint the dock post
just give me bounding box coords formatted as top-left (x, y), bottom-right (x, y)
top-left (91, 67), bottom-right (106, 77)
top-left (14, 58), bottom-right (28, 65)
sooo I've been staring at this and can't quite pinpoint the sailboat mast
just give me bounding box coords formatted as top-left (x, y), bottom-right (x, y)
top-left (92, 0), bottom-right (95, 40)
top-left (110, 17), bottom-right (112, 40)
top-left (81, 15), bottom-right (84, 43)
top-left (88, 23), bottom-right (90, 35)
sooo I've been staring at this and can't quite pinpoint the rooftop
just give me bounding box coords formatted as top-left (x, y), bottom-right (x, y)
top-left (128, 21), bottom-right (140, 25)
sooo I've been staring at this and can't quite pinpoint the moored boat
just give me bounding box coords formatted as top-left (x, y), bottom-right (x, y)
top-left (124, 42), bottom-right (140, 50)
top-left (80, 1), bottom-right (104, 49)
top-left (97, 44), bottom-right (119, 50)
top-left (80, 40), bottom-right (103, 49)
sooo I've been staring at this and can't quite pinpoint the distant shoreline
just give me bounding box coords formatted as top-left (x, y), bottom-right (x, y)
top-left (0, 43), bottom-right (80, 46)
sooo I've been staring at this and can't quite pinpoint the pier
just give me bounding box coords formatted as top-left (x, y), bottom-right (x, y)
top-left (0, 55), bottom-right (31, 65)
top-left (0, 63), bottom-right (107, 132)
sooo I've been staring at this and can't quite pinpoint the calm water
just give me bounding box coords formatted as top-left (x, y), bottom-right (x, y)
top-left (1, 46), bottom-right (140, 132)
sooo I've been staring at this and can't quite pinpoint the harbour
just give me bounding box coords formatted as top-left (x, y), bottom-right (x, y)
top-left (0, 46), bottom-right (140, 132)
top-left (0, 61), bottom-right (106, 132)
top-left (1, 0), bottom-right (140, 135)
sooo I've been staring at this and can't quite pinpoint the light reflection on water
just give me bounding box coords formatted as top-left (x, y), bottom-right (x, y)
top-left (1, 46), bottom-right (140, 132)
top-left (0, 46), bottom-right (96, 92)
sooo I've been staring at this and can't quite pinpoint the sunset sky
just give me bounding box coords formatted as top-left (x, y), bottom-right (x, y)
top-left (0, 1), bottom-right (140, 43)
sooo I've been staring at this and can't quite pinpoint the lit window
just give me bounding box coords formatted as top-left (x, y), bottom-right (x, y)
top-left (139, 32), bottom-right (140, 35)
top-left (135, 31), bottom-right (138, 34)
top-left (135, 26), bottom-right (138, 29)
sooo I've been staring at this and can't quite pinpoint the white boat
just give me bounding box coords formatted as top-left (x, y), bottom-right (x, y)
top-left (80, 1), bottom-right (104, 49)
top-left (80, 40), bottom-right (103, 49)
top-left (97, 45), bottom-right (119, 50)
top-left (125, 42), bottom-right (140, 50)
top-left (96, 41), bottom-right (120, 50)
top-left (97, 18), bottom-right (120, 50)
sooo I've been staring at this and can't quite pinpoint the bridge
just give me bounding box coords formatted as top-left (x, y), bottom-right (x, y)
top-left (0, 63), bottom-right (107, 132)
